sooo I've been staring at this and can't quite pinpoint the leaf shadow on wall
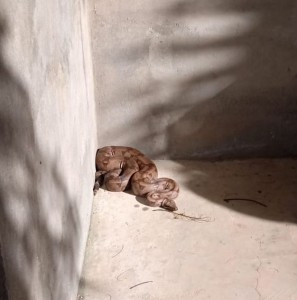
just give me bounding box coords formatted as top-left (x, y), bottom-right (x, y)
top-left (124, 0), bottom-right (297, 159)
top-left (0, 18), bottom-right (81, 300)
top-left (123, 0), bottom-right (297, 223)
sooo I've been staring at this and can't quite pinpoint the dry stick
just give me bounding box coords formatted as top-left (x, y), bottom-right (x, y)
top-left (172, 212), bottom-right (211, 221)
top-left (153, 209), bottom-right (212, 222)
top-left (224, 198), bottom-right (267, 207)
top-left (111, 245), bottom-right (124, 258)
top-left (129, 281), bottom-right (153, 289)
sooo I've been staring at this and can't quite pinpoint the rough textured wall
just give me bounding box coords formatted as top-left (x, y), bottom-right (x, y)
top-left (90, 0), bottom-right (297, 159)
top-left (0, 0), bottom-right (96, 299)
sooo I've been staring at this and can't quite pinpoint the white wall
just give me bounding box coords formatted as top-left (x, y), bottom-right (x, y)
top-left (90, 0), bottom-right (297, 159)
top-left (0, 0), bottom-right (97, 299)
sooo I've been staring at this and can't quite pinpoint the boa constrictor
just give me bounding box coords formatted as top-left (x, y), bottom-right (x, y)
top-left (93, 146), bottom-right (179, 211)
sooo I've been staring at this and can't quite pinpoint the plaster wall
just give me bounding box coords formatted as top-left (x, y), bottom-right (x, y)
top-left (90, 0), bottom-right (297, 159)
top-left (0, 0), bottom-right (96, 299)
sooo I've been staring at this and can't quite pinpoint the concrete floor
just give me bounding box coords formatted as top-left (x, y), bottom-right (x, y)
top-left (78, 159), bottom-right (297, 300)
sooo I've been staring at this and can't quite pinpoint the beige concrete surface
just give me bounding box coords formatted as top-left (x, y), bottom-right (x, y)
top-left (0, 0), bottom-right (96, 299)
top-left (90, 0), bottom-right (297, 159)
top-left (78, 159), bottom-right (297, 300)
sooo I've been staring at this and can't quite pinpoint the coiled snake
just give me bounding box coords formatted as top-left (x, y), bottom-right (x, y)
top-left (93, 146), bottom-right (179, 211)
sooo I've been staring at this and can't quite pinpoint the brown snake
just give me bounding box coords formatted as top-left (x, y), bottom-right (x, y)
top-left (93, 146), bottom-right (179, 211)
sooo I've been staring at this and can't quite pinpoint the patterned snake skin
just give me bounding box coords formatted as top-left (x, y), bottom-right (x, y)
top-left (93, 146), bottom-right (179, 211)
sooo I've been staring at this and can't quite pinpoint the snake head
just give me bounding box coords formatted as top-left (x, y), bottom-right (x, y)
top-left (161, 199), bottom-right (178, 211)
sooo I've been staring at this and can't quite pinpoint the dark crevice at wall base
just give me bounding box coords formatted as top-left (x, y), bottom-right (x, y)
top-left (0, 247), bottom-right (8, 300)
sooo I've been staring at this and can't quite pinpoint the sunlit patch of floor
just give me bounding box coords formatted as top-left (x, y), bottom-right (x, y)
top-left (78, 159), bottom-right (297, 300)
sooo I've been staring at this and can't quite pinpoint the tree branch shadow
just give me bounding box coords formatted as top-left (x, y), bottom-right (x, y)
top-left (0, 16), bottom-right (82, 300)
top-left (95, 0), bottom-right (297, 223)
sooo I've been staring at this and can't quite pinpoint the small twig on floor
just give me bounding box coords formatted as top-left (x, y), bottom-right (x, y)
top-left (129, 281), bottom-right (153, 289)
top-left (224, 198), bottom-right (267, 207)
top-left (111, 245), bottom-right (124, 258)
top-left (172, 212), bottom-right (211, 221)
top-left (153, 209), bottom-right (212, 222)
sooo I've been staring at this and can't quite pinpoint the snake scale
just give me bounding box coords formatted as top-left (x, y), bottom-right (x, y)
top-left (93, 146), bottom-right (179, 211)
